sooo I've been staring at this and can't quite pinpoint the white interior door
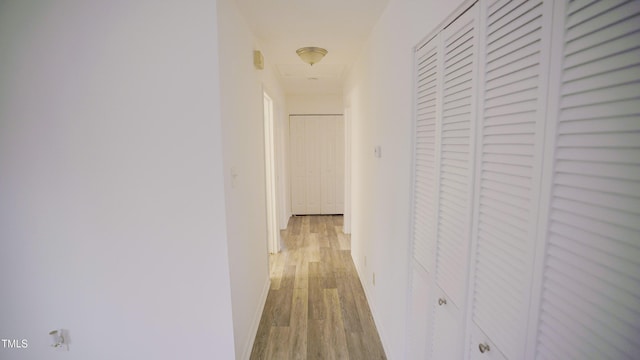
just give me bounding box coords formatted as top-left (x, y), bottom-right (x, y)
top-left (407, 29), bottom-right (440, 360)
top-left (336, 117), bottom-right (345, 214)
top-left (533, 1), bottom-right (640, 358)
top-left (290, 118), bottom-right (306, 214)
top-left (408, 1), bottom-right (640, 358)
top-left (466, 0), bottom-right (552, 358)
top-left (321, 117), bottom-right (337, 214)
top-left (431, 3), bottom-right (479, 358)
top-left (290, 115), bottom-right (344, 215)
top-left (304, 117), bottom-right (322, 214)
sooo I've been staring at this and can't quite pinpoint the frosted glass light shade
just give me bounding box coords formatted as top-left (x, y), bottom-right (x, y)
top-left (296, 47), bottom-right (328, 66)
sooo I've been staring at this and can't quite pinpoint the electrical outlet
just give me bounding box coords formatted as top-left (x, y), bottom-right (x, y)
top-left (373, 272), bottom-right (376, 286)
top-left (49, 329), bottom-right (69, 351)
top-left (374, 145), bottom-right (382, 158)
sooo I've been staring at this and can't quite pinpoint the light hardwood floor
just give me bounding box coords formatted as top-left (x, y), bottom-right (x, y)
top-left (250, 215), bottom-right (387, 360)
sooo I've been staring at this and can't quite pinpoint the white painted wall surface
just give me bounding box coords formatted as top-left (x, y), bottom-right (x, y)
top-left (0, 1), bottom-right (235, 359)
top-left (216, 0), bottom-right (288, 357)
top-left (344, 0), bottom-right (466, 358)
top-left (287, 94), bottom-right (344, 115)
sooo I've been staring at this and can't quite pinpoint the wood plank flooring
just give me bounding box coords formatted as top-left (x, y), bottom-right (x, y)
top-left (250, 215), bottom-right (386, 360)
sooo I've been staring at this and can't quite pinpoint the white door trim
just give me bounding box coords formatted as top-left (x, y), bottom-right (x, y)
top-left (263, 91), bottom-right (279, 254)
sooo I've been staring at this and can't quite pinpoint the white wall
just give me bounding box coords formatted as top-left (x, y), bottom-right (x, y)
top-left (287, 94), bottom-right (344, 115)
top-left (0, 1), bottom-right (236, 359)
top-left (216, 0), bottom-right (288, 358)
top-left (344, 0), bottom-right (465, 358)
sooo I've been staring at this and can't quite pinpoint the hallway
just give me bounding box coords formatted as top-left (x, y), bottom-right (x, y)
top-left (250, 216), bottom-right (386, 359)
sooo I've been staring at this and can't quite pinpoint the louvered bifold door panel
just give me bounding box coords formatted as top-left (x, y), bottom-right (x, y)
top-left (435, 3), bottom-right (478, 308)
top-left (470, 0), bottom-right (550, 358)
top-left (411, 34), bottom-right (440, 273)
top-left (536, 1), bottom-right (640, 359)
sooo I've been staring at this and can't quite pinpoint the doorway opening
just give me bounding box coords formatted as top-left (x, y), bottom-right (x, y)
top-left (263, 92), bottom-right (279, 254)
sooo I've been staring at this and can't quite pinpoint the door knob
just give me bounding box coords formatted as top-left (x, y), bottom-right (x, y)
top-left (438, 298), bottom-right (447, 306)
top-left (478, 343), bottom-right (490, 353)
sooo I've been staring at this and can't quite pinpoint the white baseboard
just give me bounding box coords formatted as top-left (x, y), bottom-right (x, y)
top-left (353, 258), bottom-right (393, 358)
top-left (241, 275), bottom-right (271, 360)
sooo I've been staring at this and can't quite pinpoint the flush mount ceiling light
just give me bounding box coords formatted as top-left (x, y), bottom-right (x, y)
top-left (296, 47), bottom-right (328, 66)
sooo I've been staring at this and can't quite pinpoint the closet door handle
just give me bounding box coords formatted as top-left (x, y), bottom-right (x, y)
top-left (478, 343), bottom-right (490, 353)
top-left (438, 298), bottom-right (447, 306)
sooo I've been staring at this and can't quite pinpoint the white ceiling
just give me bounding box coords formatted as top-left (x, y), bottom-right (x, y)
top-left (235, 0), bottom-right (389, 95)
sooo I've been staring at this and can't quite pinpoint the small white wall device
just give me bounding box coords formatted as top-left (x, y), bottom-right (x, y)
top-left (374, 145), bottom-right (382, 158)
top-left (49, 329), bottom-right (68, 350)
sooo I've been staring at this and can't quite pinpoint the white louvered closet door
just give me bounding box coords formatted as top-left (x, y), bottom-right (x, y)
top-left (534, 1), bottom-right (640, 359)
top-left (467, 0), bottom-right (552, 359)
top-left (432, 3), bottom-right (479, 359)
top-left (412, 34), bottom-right (441, 275)
top-left (408, 31), bottom-right (440, 360)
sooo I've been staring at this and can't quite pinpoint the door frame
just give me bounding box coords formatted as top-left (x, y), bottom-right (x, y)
top-left (263, 91), bottom-right (279, 254)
